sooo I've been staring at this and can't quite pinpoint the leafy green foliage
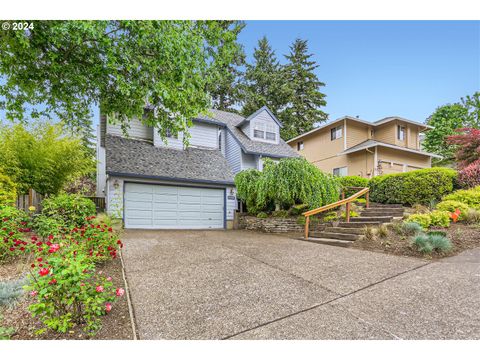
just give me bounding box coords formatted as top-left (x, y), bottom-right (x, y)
top-left (0, 277), bottom-right (26, 307)
top-left (0, 206), bottom-right (32, 263)
top-left (369, 168), bottom-right (457, 205)
top-left (442, 186), bottom-right (480, 209)
top-left (322, 211), bottom-right (338, 222)
top-left (340, 210), bottom-right (359, 219)
top-left (32, 214), bottom-right (65, 238)
top-left (401, 221), bottom-right (424, 236)
top-left (288, 204), bottom-right (309, 216)
top-left (272, 210), bottom-right (289, 218)
top-left (256, 212), bottom-right (268, 219)
top-left (235, 158), bottom-right (340, 214)
top-left (338, 176), bottom-right (369, 197)
top-left (405, 214), bottom-right (432, 229)
top-left (436, 200), bottom-right (469, 219)
top-left (241, 37), bottom-right (290, 120)
top-left (0, 122), bottom-right (94, 195)
top-left (279, 39), bottom-right (327, 140)
top-left (40, 194), bottom-right (96, 229)
top-left (423, 92), bottom-right (480, 164)
top-left (429, 210), bottom-right (451, 228)
top-left (0, 172), bottom-right (17, 207)
top-left (0, 21), bottom-right (243, 144)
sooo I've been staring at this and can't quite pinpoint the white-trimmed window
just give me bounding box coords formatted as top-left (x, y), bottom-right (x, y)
top-left (397, 125), bottom-right (406, 141)
top-left (331, 126), bottom-right (343, 140)
top-left (253, 121), bottom-right (277, 142)
top-left (333, 167), bottom-right (348, 176)
top-left (297, 141), bottom-right (304, 150)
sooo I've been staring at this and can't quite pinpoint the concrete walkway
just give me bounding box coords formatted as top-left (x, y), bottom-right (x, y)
top-left (121, 230), bottom-right (480, 340)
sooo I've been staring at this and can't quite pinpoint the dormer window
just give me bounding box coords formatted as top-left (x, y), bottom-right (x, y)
top-left (253, 121), bottom-right (276, 142)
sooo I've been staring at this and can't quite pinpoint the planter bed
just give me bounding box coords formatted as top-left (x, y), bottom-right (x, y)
top-left (352, 223), bottom-right (480, 259)
top-left (0, 256), bottom-right (133, 340)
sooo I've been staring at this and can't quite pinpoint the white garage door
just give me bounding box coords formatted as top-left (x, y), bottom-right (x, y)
top-left (124, 183), bottom-right (225, 229)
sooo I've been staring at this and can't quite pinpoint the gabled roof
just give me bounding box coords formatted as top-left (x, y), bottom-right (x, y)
top-left (195, 109), bottom-right (299, 159)
top-left (237, 106), bottom-right (283, 128)
top-left (339, 139), bottom-right (442, 159)
top-left (105, 134), bottom-right (234, 185)
top-left (286, 115), bottom-right (432, 143)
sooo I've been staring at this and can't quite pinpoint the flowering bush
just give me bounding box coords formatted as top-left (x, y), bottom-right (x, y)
top-left (0, 206), bottom-right (33, 262)
top-left (458, 160), bottom-right (480, 189)
top-left (26, 247), bottom-right (124, 334)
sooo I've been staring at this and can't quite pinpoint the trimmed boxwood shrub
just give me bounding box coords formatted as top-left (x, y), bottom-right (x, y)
top-left (337, 175), bottom-right (369, 197)
top-left (369, 168), bottom-right (457, 205)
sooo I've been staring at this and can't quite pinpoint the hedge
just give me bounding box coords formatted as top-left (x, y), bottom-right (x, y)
top-left (368, 167), bottom-right (457, 205)
top-left (0, 172), bottom-right (17, 207)
top-left (337, 175), bottom-right (369, 197)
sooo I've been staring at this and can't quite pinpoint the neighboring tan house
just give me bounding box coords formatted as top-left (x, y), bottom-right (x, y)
top-left (96, 106), bottom-right (298, 230)
top-left (287, 116), bottom-right (441, 178)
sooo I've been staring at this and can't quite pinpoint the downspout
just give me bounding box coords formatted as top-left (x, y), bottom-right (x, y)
top-left (365, 147), bottom-right (376, 177)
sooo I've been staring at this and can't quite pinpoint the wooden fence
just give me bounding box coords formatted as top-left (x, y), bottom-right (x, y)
top-left (85, 196), bottom-right (106, 212)
top-left (16, 189), bottom-right (44, 213)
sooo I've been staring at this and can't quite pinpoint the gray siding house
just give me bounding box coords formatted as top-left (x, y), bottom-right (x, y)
top-left (96, 106), bottom-right (298, 230)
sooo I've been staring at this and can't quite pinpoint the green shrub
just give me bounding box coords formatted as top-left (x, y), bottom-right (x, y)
top-left (340, 210), bottom-right (359, 219)
top-left (256, 212), bottom-right (268, 219)
top-left (401, 221), bottom-right (424, 235)
top-left (235, 158), bottom-right (340, 213)
top-left (32, 214), bottom-right (65, 238)
top-left (0, 173), bottom-right (17, 207)
top-left (40, 193), bottom-right (96, 228)
top-left (429, 210), bottom-right (451, 228)
top-left (413, 234), bottom-right (434, 253)
top-left (355, 198), bottom-right (367, 205)
top-left (369, 167), bottom-right (457, 205)
top-left (288, 203), bottom-right (309, 216)
top-left (322, 211), bottom-right (338, 222)
top-left (436, 200), bottom-right (470, 219)
top-left (442, 186), bottom-right (480, 209)
top-left (428, 230), bottom-right (447, 237)
top-left (272, 210), bottom-right (289, 218)
top-left (296, 215), bottom-right (306, 225)
top-left (338, 175), bottom-right (369, 197)
top-left (463, 208), bottom-right (480, 224)
top-left (405, 214), bottom-right (431, 229)
top-left (412, 233), bottom-right (452, 254)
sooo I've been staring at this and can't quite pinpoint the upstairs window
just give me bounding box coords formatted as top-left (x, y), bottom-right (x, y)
top-left (331, 126), bottom-right (343, 140)
top-left (297, 141), bottom-right (304, 150)
top-left (333, 167), bottom-right (348, 177)
top-left (253, 121), bottom-right (277, 142)
top-left (397, 125), bottom-right (406, 141)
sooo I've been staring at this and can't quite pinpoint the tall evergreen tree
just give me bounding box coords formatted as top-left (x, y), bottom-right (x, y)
top-left (280, 39), bottom-right (327, 140)
top-left (241, 37), bottom-right (289, 117)
top-left (206, 21), bottom-right (246, 112)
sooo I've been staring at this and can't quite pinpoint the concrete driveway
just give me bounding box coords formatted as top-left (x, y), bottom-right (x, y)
top-left (121, 230), bottom-right (480, 340)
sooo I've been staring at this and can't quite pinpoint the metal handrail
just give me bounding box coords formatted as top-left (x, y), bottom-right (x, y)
top-left (303, 187), bottom-right (369, 239)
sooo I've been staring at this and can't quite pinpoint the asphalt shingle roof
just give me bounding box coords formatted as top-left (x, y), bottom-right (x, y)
top-left (105, 134), bottom-right (234, 185)
top-left (196, 109), bottom-right (299, 158)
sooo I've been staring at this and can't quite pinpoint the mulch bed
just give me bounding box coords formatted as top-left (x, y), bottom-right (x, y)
top-left (0, 255), bottom-right (133, 340)
top-left (352, 222), bottom-right (480, 260)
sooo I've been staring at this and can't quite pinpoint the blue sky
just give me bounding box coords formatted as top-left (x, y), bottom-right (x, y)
top-left (239, 20), bottom-right (480, 122)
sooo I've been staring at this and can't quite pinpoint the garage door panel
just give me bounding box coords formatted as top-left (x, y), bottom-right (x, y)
top-left (124, 183), bottom-right (224, 229)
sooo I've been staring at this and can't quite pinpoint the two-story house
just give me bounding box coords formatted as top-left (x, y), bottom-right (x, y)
top-left (287, 116), bottom-right (441, 178)
top-left (96, 106), bottom-right (298, 230)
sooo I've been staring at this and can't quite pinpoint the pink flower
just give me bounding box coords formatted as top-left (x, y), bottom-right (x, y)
top-left (80, 283), bottom-right (85, 287)
top-left (29, 291), bottom-right (38, 297)
top-left (106, 276), bottom-right (112, 281)
top-left (116, 288), bottom-right (125, 297)
top-left (96, 285), bottom-right (104, 293)
top-left (48, 244), bottom-right (60, 253)
top-left (105, 302), bottom-right (112, 313)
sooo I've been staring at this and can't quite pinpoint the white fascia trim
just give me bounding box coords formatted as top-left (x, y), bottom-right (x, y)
top-left (339, 142), bottom-right (442, 159)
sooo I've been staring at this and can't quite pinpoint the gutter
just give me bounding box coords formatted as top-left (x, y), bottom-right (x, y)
top-left (106, 171), bottom-right (235, 186)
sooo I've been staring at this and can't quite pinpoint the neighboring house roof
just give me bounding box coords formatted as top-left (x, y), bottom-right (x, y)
top-left (237, 106), bottom-right (283, 128)
top-left (286, 115), bottom-right (432, 144)
top-left (195, 109), bottom-right (299, 158)
top-left (105, 134), bottom-right (235, 185)
top-left (339, 139), bottom-right (442, 159)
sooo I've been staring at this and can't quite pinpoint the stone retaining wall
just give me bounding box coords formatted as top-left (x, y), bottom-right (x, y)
top-left (237, 214), bottom-right (329, 233)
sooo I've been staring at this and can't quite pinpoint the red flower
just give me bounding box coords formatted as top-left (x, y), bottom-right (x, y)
top-left (19, 247), bottom-right (25, 251)
top-left (36, 241), bottom-right (42, 246)
top-left (48, 235), bottom-right (54, 240)
top-left (31, 263), bottom-right (35, 268)
top-left (116, 288), bottom-right (125, 297)
top-left (39, 268), bottom-right (49, 276)
top-left (96, 285), bottom-right (104, 293)
top-left (9, 247), bottom-right (14, 251)
top-left (46, 241), bottom-right (52, 246)
top-left (105, 302), bottom-right (112, 313)
top-left (108, 227), bottom-right (113, 232)
top-left (31, 235), bottom-right (38, 241)
top-left (48, 244), bottom-right (60, 253)
top-left (37, 257), bottom-right (43, 262)
top-left (48, 278), bottom-right (57, 285)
